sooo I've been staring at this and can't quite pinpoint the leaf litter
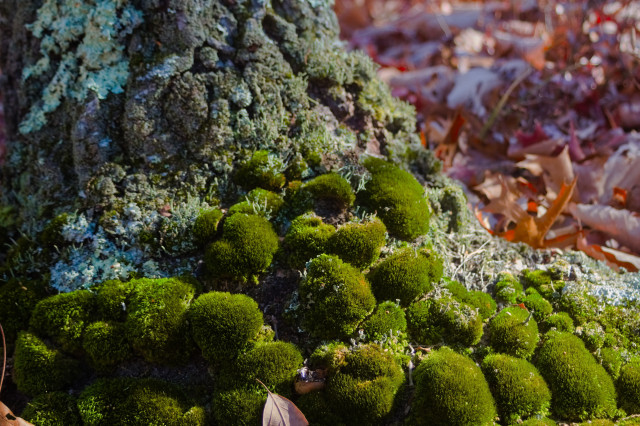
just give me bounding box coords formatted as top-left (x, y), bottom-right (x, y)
top-left (336, 0), bottom-right (640, 273)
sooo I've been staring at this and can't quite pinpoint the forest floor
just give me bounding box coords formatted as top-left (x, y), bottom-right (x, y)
top-left (335, 0), bottom-right (640, 273)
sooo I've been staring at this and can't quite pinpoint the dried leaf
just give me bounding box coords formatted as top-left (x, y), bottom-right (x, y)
top-left (577, 234), bottom-right (640, 272)
top-left (294, 380), bottom-right (325, 395)
top-left (569, 203), bottom-right (640, 253)
top-left (0, 402), bottom-right (33, 426)
top-left (258, 380), bottom-right (308, 426)
top-left (517, 145), bottom-right (576, 200)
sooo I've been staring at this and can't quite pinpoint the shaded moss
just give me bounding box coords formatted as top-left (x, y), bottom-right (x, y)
top-left (367, 247), bottom-right (442, 307)
top-left (94, 279), bottom-right (133, 322)
top-left (359, 157), bottom-right (431, 240)
top-left (361, 301), bottom-right (407, 341)
top-left (481, 353), bottom-right (551, 424)
top-left (29, 290), bottom-right (96, 353)
top-left (299, 254), bottom-right (375, 340)
top-left (236, 150), bottom-right (286, 191)
top-left (125, 277), bottom-right (196, 364)
top-left (13, 331), bottom-right (81, 396)
top-left (0, 278), bottom-right (47, 341)
top-left (407, 295), bottom-right (483, 347)
top-left (303, 172), bottom-right (355, 209)
top-left (192, 208), bottom-right (223, 246)
top-left (20, 391), bottom-right (82, 426)
top-left (412, 347), bottom-right (497, 426)
top-left (211, 388), bottom-right (265, 426)
top-left (189, 291), bottom-right (264, 363)
top-left (205, 213), bottom-right (279, 283)
top-left (489, 307), bottom-right (539, 360)
top-left (282, 214), bottom-right (335, 269)
top-left (77, 377), bottom-right (206, 426)
top-left (296, 392), bottom-right (345, 426)
top-left (617, 360), bottom-right (640, 414)
top-left (328, 218), bottom-right (386, 269)
top-left (82, 321), bottom-right (132, 372)
top-left (535, 331), bottom-right (618, 421)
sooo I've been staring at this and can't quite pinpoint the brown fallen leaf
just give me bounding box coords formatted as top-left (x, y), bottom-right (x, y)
top-left (577, 233), bottom-right (640, 273)
top-left (258, 380), bottom-right (308, 426)
top-left (499, 178), bottom-right (577, 248)
top-left (0, 324), bottom-right (34, 426)
top-left (569, 203), bottom-right (640, 254)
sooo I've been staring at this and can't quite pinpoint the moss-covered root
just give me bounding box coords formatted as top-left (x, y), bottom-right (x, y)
top-left (20, 392), bottom-right (82, 426)
top-left (77, 377), bottom-right (206, 425)
top-left (359, 157), bottom-right (431, 241)
top-left (299, 254), bottom-right (375, 340)
top-left (535, 331), bottom-right (618, 421)
top-left (412, 347), bottom-right (497, 426)
top-left (489, 306), bottom-right (539, 360)
top-left (189, 291), bottom-right (264, 363)
top-left (367, 247), bottom-right (443, 307)
top-left (481, 354), bottom-right (551, 424)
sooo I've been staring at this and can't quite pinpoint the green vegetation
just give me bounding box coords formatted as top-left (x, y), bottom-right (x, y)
top-left (20, 391), bottom-right (82, 426)
top-left (359, 157), bottom-right (431, 240)
top-left (617, 360), bottom-right (640, 414)
top-left (82, 321), bottom-right (132, 372)
top-left (489, 306), bottom-right (539, 360)
top-left (328, 218), bottom-right (386, 269)
top-left (522, 288), bottom-right (553, 323)
top-left (412, 347), bottom-right (497, 425)
top-left (0, 278), bottom-right (46, 341)
top-left (367, 247), bottom-right (443, 306)
top-left (189, 291), bottom-right (264, 363)
top-left (94, 279), bottom-right (132, 322)
top-left (521, 269), bottom-right (565, 299)
top-left (235, 150), bottom-right (286, 191)
top-left (303, 173), bottom-right (355, 209)
top-left (481, 354), bottom-right (551, 424)
top-left (535, 331), bottom-right (618, 421)
top-left (283, 214), bottom-right (336, 269)
top-left (228, 188), bottom-right (284, 218)
top-left (544, 312), bottom-right (574, 332)
top-left (493, 272), bottom-right (523, 305)
top-left (361, 301), bottom-right (407, 341)
top-left (211, 388), bottom-right (265, 426)
top-left (444, 279), bottom-right (497, 319)
top-left (205, 213), bottom-right (279, 283)
top-left (192, 208), bottom-right (223, 246)
top-left (299, 254), bottom-right (376, 340)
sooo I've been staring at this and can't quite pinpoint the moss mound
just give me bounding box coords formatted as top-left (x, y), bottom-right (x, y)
top-left (617, 360), bottom-right (640, 414)
top-left (489, 306), bottom-right (539, 360)
top-left (481, 353), bottom-right (551, 424)
top-left (328, 218), bottom-right (386, 269)
top-left (412, 347), bottom-right (497, 426)
top-left (211, 388), bottom-right (265, 426)
top-left (82, 321), bottom-right (132, 372)
top-left (535, 331), bottom-right (618, 421)
top-left (361, 300), bottom-right (407, 341)
top-left (283, 214), bottom-right (336, 269)
top-left (20, 391), bottom-right (82, 426)
top-left (367, 247), bottom-right (443, 306)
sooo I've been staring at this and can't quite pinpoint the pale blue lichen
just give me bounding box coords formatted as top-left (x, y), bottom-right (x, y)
top-left (20, 0), bottom-right (143, 134)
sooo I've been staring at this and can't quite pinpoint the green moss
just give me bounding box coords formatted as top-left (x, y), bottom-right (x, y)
top-left (340, 344), bottom-right (403, 383)
top-left (236, 150), bottom-right (286, 191)
top-left (13, 331), bottom-right (81, 396)
top-left (579, 321), bottom-right (606, 351)
top-left (444, 279), bottom-right (497, 320)
top-left (520, 418), bottom-right (557, 426)
top-left (38, 213), bottom-right (70, 247)
top-left (523, 288), bottom-right (554, 323)
top-left (189, 291), bottom-right (264, 363)
top-left (309, 342), bottom-right (350, 375)
top-left (296, 392), bottom-right (345, 426)
top-left (233, 341), bottom-right (303, 397)
top-left (544, 312), bottom-right (575, 333)
top-left (535, 331), bottom-right (618, 421)
top-left (228, 188), bottom-right (285, 219)
top-left (205, 213), bottom-right (279, 283)
top-left (521, 269), bottom-right (565, 299)
top-left (557, 289), bottom-right (600, 325)
top-left (20, 391), bottom-right (82, 426)
top-left (361, 301), bottom-right (407, 341)
top-left (124, 277), bottom-right (196, 364)
top-left (407, 295), bottom-right (483, 347)
top-left (618, 360), bottom-right (640, 415)
top-left (282, 214), bottom-right (335, 269)
top-left (0, 278), bottom-right (47, 341)
top-left (211, 388), bottom-right (265, 426)
top-left (599, 347), bottom-right (623, 380)
top-left (481, 353), bottom-right (551, 424)
top-left (489, 307), bottom-right (539, 360)
top-left (328, 218), bottom-right (386, 269)
top-left (82, 321), bottom-right (132, 372)
top-left (94, 279), bottom-right (133, 322)
top-left (412, 347), bottom-right (497, 426)
top-left (359, 157), bottom-right (431, 240)
top-left (192, 208), bottom-right (224, 246)
top-left (303, 173), bottom-right (355, 209)
top-left (77, 377), bottom-right (205, 426)
top-left (299, 254), bottom-right (376, 340)
top-left (29, 289), bottom-right (96, 353)
top-left (493, 272), bottom-right (524, 305)
top-left (367, 247), bottom-right (443, 307)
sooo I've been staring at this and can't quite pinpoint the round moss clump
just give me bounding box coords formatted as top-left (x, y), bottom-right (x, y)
top-left (617, 360), bottom-right (640, 414)
top-left (94, 279), bottom-right (133, 322)
top-left (535, 331), bottom-right (618, 421)
top-left (544, 311), bottom-right (574, 332)
top-left (228, 188), bottom-right (284, 218)
top-left (522, 288), bottom-right (553, 323)
top-left (367, 247), bottom-right (443, 306)
top-left (520, 418), bottom-right (557, 426)
top-left (493, 272), bottom-right (523, 305)
top-left (599, 347), bottom-right (623, 380)
top-left (303, 172), bottom-right (355, 209)
top-left (77, 377), bottom-right (206, 425)
top-left (0, 278), bottom-right (46, 341)
top-left (299, 254), bottom-right (376, 340)
top-left (489, 307), bottom-right (539, 360)
top-left (211, 388), bottom-right (265, 426)
top-left (125, 277), bottom-right (196, 364)
top-left (412, 347), bottom-right (497, 426)
top-left (481, 354), bottom-right (551, 424)
top-left (283, 214), bottom-right (335, 269)
top-left (361, 301), bottom-right (407, 341)
top-left (189, 291), bottom-right (264, 363)
top-left (20, 391), bottom-right (82, 426)
top-left (328, 218), bottom-right (386, 269)
top-left (192, 208), bottom-right (223, 246)
top-left (407, 296), bottom-right (483, 347)
top-left (205, 213), bottom-right (279, 283)
top-left (235, 150), bottom-right (286, 191)
top-left (233, 341), bottom-right (303, 396)
top-left (82, 321), bottom-right (132, 372)
top-left (521, 269), bottom-right (565, 299)
top-left (12, 331), bottom-right (81, 396)
top-left (444, 279), bottom-right (497, 320)
top-left (359, 157), bottom-right (431, 241)
top-left (29, 289), bottom-right (96, 353)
